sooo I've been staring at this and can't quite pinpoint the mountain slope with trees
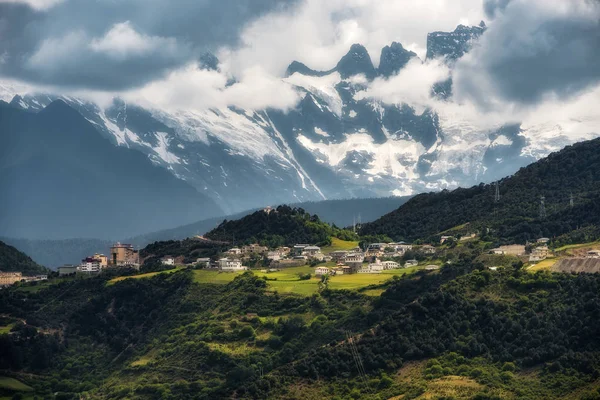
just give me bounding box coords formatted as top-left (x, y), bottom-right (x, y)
top-left (0, 240), bottom-right (47, 275)
top-left (361, 137), bottom-right (600, 244)
top-left (205, 205), bottom-right (358, 247)
top-left (3, 251), bottom-right (600, 398)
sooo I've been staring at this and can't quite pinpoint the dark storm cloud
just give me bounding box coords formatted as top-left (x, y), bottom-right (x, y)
top-left (454, 0), bottom-right (600, 107)
top-left (0, 0), bottom-right (297, 90)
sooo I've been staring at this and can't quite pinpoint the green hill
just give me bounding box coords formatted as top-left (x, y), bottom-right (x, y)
top-left (0, 240), bottom-right (47, 275)
top-left (3, 248), bottom-right (600, 399)
top-left (361, 137), bottom-right (600, 244)
top-left (205, 205), bottom-right (358, 247)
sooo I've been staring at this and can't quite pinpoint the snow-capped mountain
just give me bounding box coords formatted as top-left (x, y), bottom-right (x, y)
top-left (2, 22), bottom-right (599, 215)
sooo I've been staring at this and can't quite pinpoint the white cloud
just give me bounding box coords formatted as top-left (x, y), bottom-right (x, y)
top-left (0, 0), bottom-right (63, 10)
top-left (124, 64), bottom-right (300, 112)
top-left (90, 21), bottom-right (181, 61)
top-left (27, 31), bottom-right (87, 70)
top-left (354, 58), bottom-right (450, 108)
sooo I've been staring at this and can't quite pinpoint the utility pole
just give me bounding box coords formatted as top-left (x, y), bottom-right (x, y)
top-left (570, 193), bottom-right (574, 208)
top-left (494, 181), bottom-right (500, 203)
top-left (539, 196), bottom-right (547, 219)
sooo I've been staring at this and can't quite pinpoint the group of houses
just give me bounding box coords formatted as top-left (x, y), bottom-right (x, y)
top-left (490, 238), bottom-right (552, 262)
top-left (0, 271), bottom-right (48, 287)
top-left (58, 243), bottom-right (140, 276)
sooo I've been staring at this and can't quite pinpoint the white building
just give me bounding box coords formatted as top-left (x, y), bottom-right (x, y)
top-left (80, 257), bottom-right (101, 272)
top-left (404, 259), bottom-right (419, 268)
top-left (161, 256), bottom-right (175, 266)
top-left (267, 251), bottom-right (282, 261)
top-left (381, 261), bottom-right (400, 270)
top-left (227, 247), bottom-right (242, 255)
top-left (219, 258), bottom-right (247, 271)
top-left (315, 266), bottom-right (330, 276)
top-left (344, 253), bottom-right (365, 268)
top-left (302, 246), bottom-right (321, 257)
top-left (587, 250), bottom-right (600, 259)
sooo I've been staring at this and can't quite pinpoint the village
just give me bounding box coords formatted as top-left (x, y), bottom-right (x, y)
top-left (3, 232), bottom-right (600, 289)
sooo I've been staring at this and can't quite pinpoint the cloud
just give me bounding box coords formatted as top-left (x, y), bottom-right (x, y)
top-left (125, 64), bottom-right (300, 112)
top-left (24, 23), bottom-right (192, 90)
top-left (453, 0), bottom-right (600, 108)
top-left (0, 0), bottom-right (298, 90)
top-left (90, 21), bottom-right (181, 60)
top-left (482, 0), bottom-right (512, 18)
top-left (354, 58), bottom-right (450, 108)
top-left (0, 0), bottom-right (62, 10)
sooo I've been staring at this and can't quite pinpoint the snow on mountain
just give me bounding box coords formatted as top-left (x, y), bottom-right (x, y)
top-left (2, 22), bottom-right (599, 214)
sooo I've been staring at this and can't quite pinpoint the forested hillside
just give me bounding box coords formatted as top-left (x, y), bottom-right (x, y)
top-left (205, 205), bottom-right (357, 247)
top-left (362, 137), bottom-right (600, 244)
top-left (0, 240), bottom-right (47, 275)
top-left (3, 250), bottom-right (600, 398)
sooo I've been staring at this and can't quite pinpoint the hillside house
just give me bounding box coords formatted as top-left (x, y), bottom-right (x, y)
top-left (195, 258), bottom-right (211, 268)
top-left (587, 250), bottom-right (600, 259)
top-left (315, 266), bottom-right (330, 276)
top-left (292, 244), bottom-right (310, 256)
top-left (440, 236), bottom-right (455, 244)
top-left (425, 265), bottom-right (440, 270)
top-left (344, 253), bottom-right (365, 269)
top-left (219, 258), bottom-right (247, 271)
top-left (110, 243), bottom-right (140, 268)
top-left (537, 238), bottom-right (550, 244)
top-left (22, 275), bottom-right (48, 283)
top-left (93, 253), bottom-right (108, 267)
top-left (529, 246), bottom-right (549, 262)
top-left (0, 271), bottom-right (23, 286)
top-left (242, 244), bottom-right (268, 254)
top-left (267, 251), bottom-right (282, 261)
top-left (58, 264), bottom-right (78, 276)
top-left (389, 243), bottom-right (413, 254)
top-left (226, 247), bottom-right (242, 256)
top-left (302, 246), bottom-right (321, 257)
top-left (161, 256), bottom-right (175, 266)
top-left (329, 250), bottom-right (349, 262)
top-left (80, 257), bottom-right (101, 272)
top-left (490, 245), bottom-right (526, 256)
top-left (405, 259), bottom-right (419, 268)
top-left (381, 261), bottom-right (400, 270)
top-left (359, 264), bottom-right (382, 273)
top-left (367, 260), bottom-right (385, 272)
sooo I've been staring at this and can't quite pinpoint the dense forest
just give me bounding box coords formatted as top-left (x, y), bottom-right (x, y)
top-left (205, 205), bottom-right (358, 247)
top-left (0, 240), bottom-right (48, 275)
top-left (361, 137), bottom-right (600, 244)
top-left (3, 245), bottom-right (600, 398)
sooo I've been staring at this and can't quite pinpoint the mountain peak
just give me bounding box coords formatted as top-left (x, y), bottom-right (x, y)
top-left (335, 43), bottom-right (376, 80)
top-left (378, 41), bottom-right (417, 78)
top-left (199, 52), bottom-right (219, 71)
top-left (285, 60), bottom-right (329, 77)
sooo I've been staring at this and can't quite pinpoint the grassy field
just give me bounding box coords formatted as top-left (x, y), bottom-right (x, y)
top-left (107, 267), bottom-right (184, 285)
top-left (0, 376), bottom-right (33, 392)
top-left (528, 257), bottom-right (559, 272)
top-left (0, 324), bottom-right (13, 335)
top-left (321, 238), bottom-right (359, 254)
top-left (192, 265), bottom-right (422, 296)
top-left (554, 241), bottom-right (600, 254)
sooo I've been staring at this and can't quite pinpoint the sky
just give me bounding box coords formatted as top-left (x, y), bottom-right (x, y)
top-left (1, 0), bottom-right (599, 127)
